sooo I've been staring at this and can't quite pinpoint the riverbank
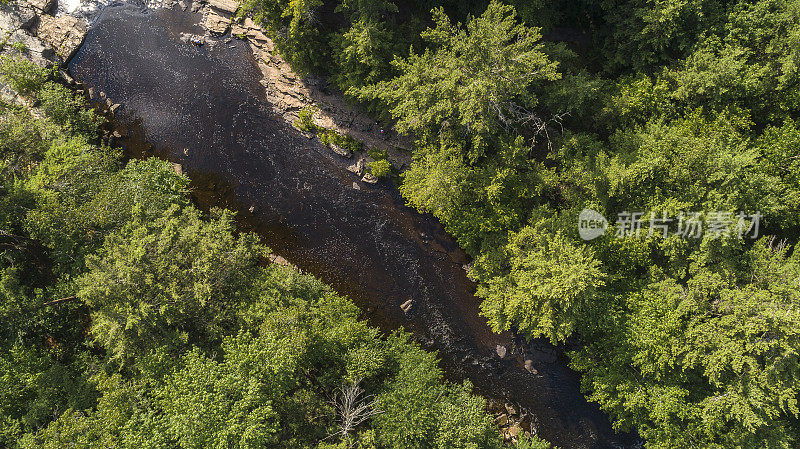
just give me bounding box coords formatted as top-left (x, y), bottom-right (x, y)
top-left (0, 1), bottom-right (533, 442)
top-left (67, 4), bottom-right (638, 447)
top-left (196, 0), bottom-right (413, 173)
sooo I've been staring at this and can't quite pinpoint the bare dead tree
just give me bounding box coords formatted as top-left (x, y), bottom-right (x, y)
top-left (327, 377), bottom-right (382, 448)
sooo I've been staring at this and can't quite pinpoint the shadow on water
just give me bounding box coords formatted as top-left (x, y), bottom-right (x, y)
top-left (69, 3), bottom-right (638, 448)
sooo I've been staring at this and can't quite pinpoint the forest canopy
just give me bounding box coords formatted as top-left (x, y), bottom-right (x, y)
top-left (3, 0), bottom-right (800, 447)
top-left (0, 56), bottom-right (518, 449)
top-left (234, 0), bottom-right (800, 447)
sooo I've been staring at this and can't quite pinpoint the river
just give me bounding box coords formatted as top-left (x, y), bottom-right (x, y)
top-left (68, 3), bottom-right (637, 448)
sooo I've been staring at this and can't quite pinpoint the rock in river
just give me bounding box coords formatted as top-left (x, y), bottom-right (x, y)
top-left (496, 344), bottom-right (508, 359)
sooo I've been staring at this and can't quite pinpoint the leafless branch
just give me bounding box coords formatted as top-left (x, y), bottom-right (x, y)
top-left (327, 377), bottom-right (383, 448)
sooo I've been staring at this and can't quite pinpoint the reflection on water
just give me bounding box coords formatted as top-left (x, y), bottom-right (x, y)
top-left (69, 4), bottom-right (637, 448)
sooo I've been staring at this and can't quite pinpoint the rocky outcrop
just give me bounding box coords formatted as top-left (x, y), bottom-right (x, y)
top-left (203, 0), bottom-right (238, 34)
top-left (328, 143), bottom-right (352, 158)
top-left (21, 0), bottom-right (56, 13)
top-left (33, 14), bottom-right (86, 61)
top-left (0, 0), bottom-right (88, 67)
top-left (194, 2), bottom-right (412, 171)
top-left (204, 9), bottom-right (230, 34)
top-left (208, 0), bottom-right (237, 14)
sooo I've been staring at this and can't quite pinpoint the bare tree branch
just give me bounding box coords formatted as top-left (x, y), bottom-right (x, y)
top-left (326, 377), bottom-right (383, 448)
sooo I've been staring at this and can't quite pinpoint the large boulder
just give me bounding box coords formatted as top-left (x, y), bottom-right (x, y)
top-left (208, 0), bottom-right (238, 14)
top-left (34, 15), bottom-right (87, 62)
top-left (22, 0), bottom-right (56, 13)
top-left (204, 9), bottom-right (230, 34)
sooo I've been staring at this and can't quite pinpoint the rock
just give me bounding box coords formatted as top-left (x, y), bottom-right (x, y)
top-left (329, 143), bottom-right (352, 158)
top-left (22, 0), bottom-right (56, 13)
top-left (505, 404), bottom-right (518, 416)
top-left (205, 10), bottom-right (231, 34)
top-left (106, 98), bottom-right (113, 107)
top-left (495, 414), bottom-right (509, 426)
top-left (390, 158), bottom-right (405, 171)
top-left (60, 70), bottom-right (75, 86)
top-left (34, 15), bottom-right (87, 62)
top-left (258, 36), bottom-right (274, 52)
top-left (231, 24), bottom-right (247, 36)
top-left (400, 299), bottom-right (414, 314)
top-left (361, 173), bottom-right (378, 184)
top-left (109, 104), bottom-right (121, 113)
top-left (247, 28), bottom-right (269, 43)
top-left (172, 163), bottom-right (183, 175)
top-left (111, 130), bottom-right (123, 138)
top-left (248, 205), bottom-right (255, 212)
top-left (496, 345), bottom-right (507, 359)
top-left (524, 359), bottom-right (538, 375)
top-left (15, 7), bottom-right (37, 30)
top-left (270, 255), bottom-right (290, 266)
top-left (243, 17), bottom-right (255, 29)
top-left (508, 423), bottom-right (522, 438)
top-left (352, 182), bottom-right (361, 190)
top-left (346, 157), bottom-right (365, 175)
top-left (208, 0), bottom-right (238, 14)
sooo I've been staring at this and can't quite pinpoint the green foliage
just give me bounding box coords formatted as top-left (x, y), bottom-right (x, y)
top-left (0, 345), bottom-right (96, 445)
top-left (335, 0), bottom-right (800, 447)
top-left (367, 158), bottom-right (392, 178)
top-left (357, 1), bottom-right (560, 160)
top-left (295, 106), bottom-right (365, 156)
top-left (572, 239), bottom-right (800, 448)
top-left (294, 105), bottom-right (317, 132)
top-left (36, 82), bottom-right (103, 136)
top-left (374, 349), bottom-right (499, 449)
top-left (8, 0), bottom-right (800, 447)
top-left (78, 206), bottom-right (266, 363)
top-left (475, 227), bottom-right (605, 343)
top-left (0, 56), bottom-right (505, 449)
top-left (515, 434), bottom-right (555, 449)
top-left (0, 56), bottom-right (52, 97)
top-left (238, 0), bottom-right (327, 75)
top-left (10, 41), bottom-right (28, 54)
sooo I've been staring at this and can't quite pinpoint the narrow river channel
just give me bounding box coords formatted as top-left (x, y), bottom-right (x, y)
top-left (68, 4), bottom-right (637, 447)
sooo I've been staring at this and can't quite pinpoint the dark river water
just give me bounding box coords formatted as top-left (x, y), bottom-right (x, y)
top-left (68, 4), bottom-right (637, 448)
